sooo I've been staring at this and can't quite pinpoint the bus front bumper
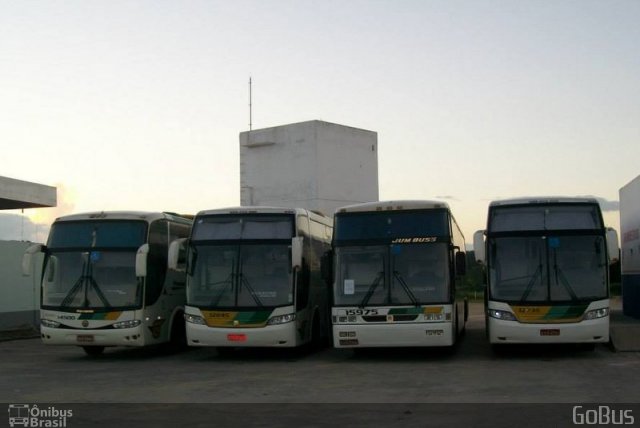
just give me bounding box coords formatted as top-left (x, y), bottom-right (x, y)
top-left (186, 322), bottom-right (299, 347)
top-left (487, 317), bottom-right (609, 344)
top-left (40, 325), bottom-right (146, 347)
top-left (333, 322), bottom-right (455, 348)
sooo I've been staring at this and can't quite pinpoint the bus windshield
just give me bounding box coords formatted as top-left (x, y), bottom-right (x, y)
top-left (43, 251), bottom-right (141, 309)
top-left (187, 244), bottom-right (293, 308)
top-left (334, 243), bottom-right (449, 306)
top-left (42, 221), bottom-right (147, 310)
top-left (489, 235), bottom-right (607, 303)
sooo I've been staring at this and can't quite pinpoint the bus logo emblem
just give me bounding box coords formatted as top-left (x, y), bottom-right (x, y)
top-left (81, 320), bottom-right (89, 328)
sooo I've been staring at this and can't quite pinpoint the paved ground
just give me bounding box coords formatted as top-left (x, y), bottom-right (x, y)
top-left (2, 304), bottom-right (639, 427)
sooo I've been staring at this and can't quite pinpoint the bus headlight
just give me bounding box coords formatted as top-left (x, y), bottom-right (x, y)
top-left (267, 314), bottom-right (296, 325)
top-left (184, 314), bottom-right (206, 325)
top-left (41, 319), bottom-right (61, 328)
top-left (583, 308), bottom-right (609, 320)
top-left (112, 320), bottom-right (142, 329)
top-left (488, 309), bottom-right (517, 321)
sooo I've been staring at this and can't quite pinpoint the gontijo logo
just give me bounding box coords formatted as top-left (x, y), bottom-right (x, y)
top-left (8, 404), bottom-right (73, 427)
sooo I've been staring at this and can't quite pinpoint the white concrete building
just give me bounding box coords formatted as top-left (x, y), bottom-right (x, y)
top-left (240, 120), bottom-right (379, 216)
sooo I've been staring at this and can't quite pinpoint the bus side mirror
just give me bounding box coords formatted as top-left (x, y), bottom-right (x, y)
top-left (291, 237), bottom-right (303, 271)
top-left (135, 244), bottom-right (150, 277)
top-left (455, 251), bottom-right (467, 276)
top-left (321, 250), bottom-right (334, 285)
top-left (473, 230), bottom-right (486, 264)
top-left (606, 227), bottom-right (619, 264)
top-left (22, 244), bottom-right (44, 276)
top-left (168, 238), bottom-right (188, 271)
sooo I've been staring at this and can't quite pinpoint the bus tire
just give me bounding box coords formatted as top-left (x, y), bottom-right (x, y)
top-left (82, 346), bottom-right (105, 356)
top-left (168, 313), bottom-right (187, 351)
top-left (310, 312), bottom-right (322, 350)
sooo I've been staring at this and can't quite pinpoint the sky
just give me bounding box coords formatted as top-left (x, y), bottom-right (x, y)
top-left (1, 0), bottom-right (638, 244)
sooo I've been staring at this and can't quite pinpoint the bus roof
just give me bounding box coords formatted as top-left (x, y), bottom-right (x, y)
top-left (53, 211), bottom-right (192, 224)
top-left (489, 197), bottom-right (599, 207)
top-left (195, 206), bottom-right (332, 225)
top-left (336, 200), bottom-right (450, 214)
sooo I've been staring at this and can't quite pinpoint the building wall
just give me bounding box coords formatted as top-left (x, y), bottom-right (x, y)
top-left (0, 241), bottom-right (42, 331)
top-left (620, 175), bottom-right (640, 318)
top-left (240, 120), bottom-right (378, 216)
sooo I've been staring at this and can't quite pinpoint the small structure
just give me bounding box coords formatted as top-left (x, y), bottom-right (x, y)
top-left (0, 175), bottom-right (56, 333)
top-left (240, 120), bottom-right (378, 216)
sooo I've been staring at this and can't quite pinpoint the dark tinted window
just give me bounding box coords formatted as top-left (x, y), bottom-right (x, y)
top-left (48, 221), bottom-right (147, 249)
top-left (192, 215), bottom-right (294, 240)
top-left (334, 210), bottom-right (449, 243)
top-left (489, 204), bottom-right (602, 232)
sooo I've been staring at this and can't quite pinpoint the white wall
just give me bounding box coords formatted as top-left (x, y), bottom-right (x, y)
top-left (620, 175), bottom-right (640, 274)
top-left (240, 120), bottom-right (378, 215)
top-left (0, 240), bottom-right (42, 330)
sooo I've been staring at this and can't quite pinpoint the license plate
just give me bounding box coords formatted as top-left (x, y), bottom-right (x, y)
top-left (77, 335), bottom-right (94, 343)
top-left (227, 334), bottom-right (247, 342)
top-left (540, 329), bottom-right (560, 336)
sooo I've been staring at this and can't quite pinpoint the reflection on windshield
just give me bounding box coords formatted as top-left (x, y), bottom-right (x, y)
top-left (43, 251), bottom-right (141, 309)
top-left (187, 244), bottom-right (292, 308)
top-left (392, 244), bottom-right (448, 303)
top-left (334, 244), bottom-right (449, 306)
top-left (489, 236), bottom-right (607, 302)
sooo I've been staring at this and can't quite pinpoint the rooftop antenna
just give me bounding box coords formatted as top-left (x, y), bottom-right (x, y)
top-left (248, 76), bottom-right (252, 131)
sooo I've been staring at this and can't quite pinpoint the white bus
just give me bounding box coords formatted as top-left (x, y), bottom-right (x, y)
top-left (22, 211), bottom-right (192, 355)
top-left (473, 197), bottom-right (618, 346)
top-left (324, 201), bottom-right (468, 348)
top-left (170, 207), bottom-right (333, 350)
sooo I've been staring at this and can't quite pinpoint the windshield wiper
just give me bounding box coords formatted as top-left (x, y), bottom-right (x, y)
top-left (360, 271), bottom-right (384, 308)
top-left (393, 271), bottom-right (419, 306)
top-left (60, 254), bottom-right (111, 308)
top-left (209, 273), bottom-right (235, 307)
top-left (520, 263), bottom-right (543, 302)
top-left (239, 275), bottom-right (264, 307)
top-left (553, 251), bottom-right (579, 301)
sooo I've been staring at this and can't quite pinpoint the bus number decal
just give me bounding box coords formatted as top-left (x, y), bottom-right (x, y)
top-left (346, 309), bottom-right (379, 316)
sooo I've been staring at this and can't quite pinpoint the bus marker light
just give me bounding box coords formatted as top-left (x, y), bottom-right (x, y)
top-left (227, 334), bottom-right (247, 342)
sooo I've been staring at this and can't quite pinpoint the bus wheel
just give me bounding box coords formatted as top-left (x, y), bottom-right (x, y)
top-left (82, 346), bottom-right (105, 356)
top-left (168, 314), bottom-right (187, 351)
